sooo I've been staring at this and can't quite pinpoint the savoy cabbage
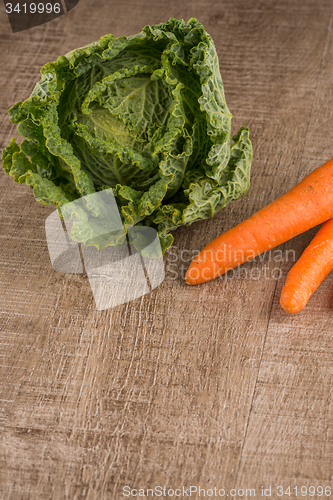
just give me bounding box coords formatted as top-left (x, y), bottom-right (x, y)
top-left (2, 17), bottom-right (252, 253)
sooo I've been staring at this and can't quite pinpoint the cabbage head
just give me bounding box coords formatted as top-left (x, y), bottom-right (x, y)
top-left (2, 17), bottom-right (252, 253)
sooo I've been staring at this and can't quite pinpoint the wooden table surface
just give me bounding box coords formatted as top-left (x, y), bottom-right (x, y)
top-left (1, 0), bottom-right (333, 498)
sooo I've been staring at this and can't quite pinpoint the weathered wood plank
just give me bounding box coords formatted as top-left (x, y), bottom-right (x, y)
top-left (236, 2), bottom-right (333, 493)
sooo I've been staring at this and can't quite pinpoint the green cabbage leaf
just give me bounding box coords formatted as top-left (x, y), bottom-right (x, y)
top-left (2, 17), bottom-right (252, 253)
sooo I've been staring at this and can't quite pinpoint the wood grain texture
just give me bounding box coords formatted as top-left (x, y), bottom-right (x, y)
top-left (1, 0), bottom-right (333, 498)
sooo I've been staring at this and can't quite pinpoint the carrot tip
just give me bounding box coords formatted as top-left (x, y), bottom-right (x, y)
top-left (280, 294), bottom-right (306, 314)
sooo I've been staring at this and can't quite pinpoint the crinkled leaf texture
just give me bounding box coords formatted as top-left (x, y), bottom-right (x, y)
top-left (2, 17), bottom-right (252, 254)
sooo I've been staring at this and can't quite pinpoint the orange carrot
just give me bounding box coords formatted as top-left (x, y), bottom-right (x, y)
top-left (280, 218), bottom-right (333, 313)
top-left (185, 158), bottom-right (333, 285)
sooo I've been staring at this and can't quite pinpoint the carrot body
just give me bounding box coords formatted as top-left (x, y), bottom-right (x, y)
top-left (280, 218), bottom-right (333, 313)
top-left (185, 158), bottom-right (333, 285)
